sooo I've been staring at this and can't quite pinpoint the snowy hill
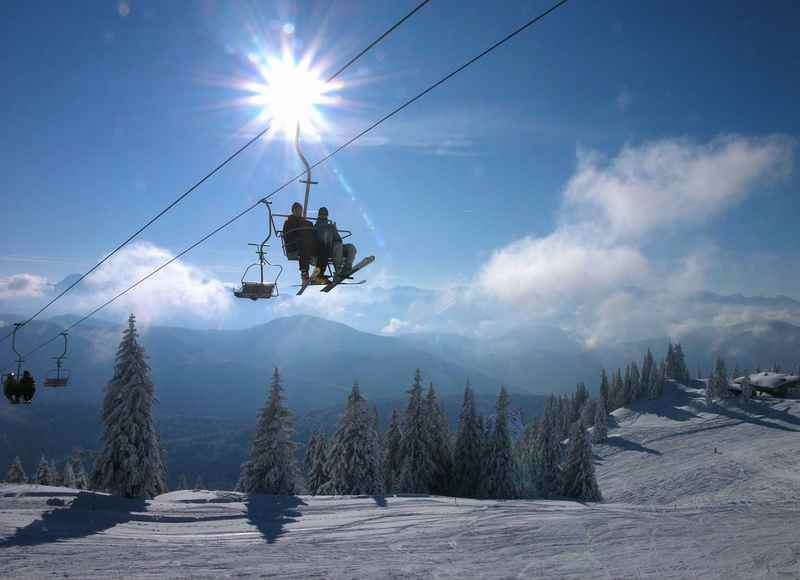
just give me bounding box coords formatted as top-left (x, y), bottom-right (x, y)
top-left (595, 380), bottom-right (800, 506)
top-left (3, 381), bottom-right (800, 578)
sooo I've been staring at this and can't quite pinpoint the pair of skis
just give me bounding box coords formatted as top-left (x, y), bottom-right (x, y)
top-left (296, 256), bottom-right (375, 295)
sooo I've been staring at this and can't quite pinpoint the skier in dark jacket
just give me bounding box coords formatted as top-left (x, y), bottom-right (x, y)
top-left (3, 373), bottom-right (17, 403)
top-left (19, 370), bottom-right (35, 403)
top-left (315, 207), bottom-right (356, 279)
top-left (282, 202), bottom-right (317, 284)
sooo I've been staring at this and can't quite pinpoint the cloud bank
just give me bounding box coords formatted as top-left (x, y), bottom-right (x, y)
top-left (478, 134), bottom-right (795, 345)
top-left (0, 242), bottom-right (232, 328)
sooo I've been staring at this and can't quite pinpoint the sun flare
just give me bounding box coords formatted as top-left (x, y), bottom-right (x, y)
top-left (244, 52), bottom-right (339, 139)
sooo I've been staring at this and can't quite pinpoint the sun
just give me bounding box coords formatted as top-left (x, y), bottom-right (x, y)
top-left (244, 51), bottom-right (339, 139)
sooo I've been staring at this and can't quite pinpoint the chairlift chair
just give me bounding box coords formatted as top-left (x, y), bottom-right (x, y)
top-left (44, 332), bottom-right (70, 387)
top-left (233, 201), bottom-right (283, 301)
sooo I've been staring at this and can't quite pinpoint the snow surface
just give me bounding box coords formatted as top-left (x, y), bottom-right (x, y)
top-left (2, 382), bottom-right (800, 578)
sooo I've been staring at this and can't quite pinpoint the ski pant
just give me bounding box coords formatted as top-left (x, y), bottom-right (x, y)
top-left (320, 242), bottom-right (356, 274)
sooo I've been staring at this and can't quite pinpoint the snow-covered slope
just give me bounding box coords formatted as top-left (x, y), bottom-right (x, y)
top-left (2, 381), bottom-right (800, 578)
top-left (595, 380), bottom-right (800, 507)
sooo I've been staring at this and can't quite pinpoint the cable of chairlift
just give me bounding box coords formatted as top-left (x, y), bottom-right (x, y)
top-left (13, 0), bottom-right (569, 364)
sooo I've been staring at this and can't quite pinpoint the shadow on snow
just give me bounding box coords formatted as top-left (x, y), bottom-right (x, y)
top-left (245, 495), bottom-right (306, 544)
top-left (0, 492), bottom-right (148, 548)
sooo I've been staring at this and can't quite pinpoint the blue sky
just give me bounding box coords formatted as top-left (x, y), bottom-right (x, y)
top-left (1, 0), bottom-right (798, 339)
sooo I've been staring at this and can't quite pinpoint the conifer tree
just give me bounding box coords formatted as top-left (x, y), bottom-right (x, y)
top-left (641, 349), bottom-right (655, 389)
top-left (451, 383), bottom-right (483, 498)
top-left (177, 474), bottom-right (189, 490)
top-left (326, 382), bottom-right (383, 495)
top-left (561, 422), bottom-right (602, 501)
top-left (49, 460), bottom-right (62, 486)
top-left (425, 383), bottom-right (452, 495)
top-left (665, 343), bottom-right (677, 379)
top-left (194, 475), bottom-right (206, 490)
top-left (306, 431), bottom-right (330, 494)
top-left (630, 363), bottom-right (641, 401)
top-left (705, 376), bottom-right (713, 406)
top-left (237, 367), bottom-right (297, 495)
top-left (622, 365), bottom-right (633, 406)
top-left (599, 369), bottom-right (610, 411)
top-left (513, 420), bottom-right (538, 498)
top-left (69, 454), bottom-right (89, 490)
top-left (579, 398), bottom-right (596, 429)
top-left (571, 383), bottom-right (589, 425)
top-left (536, 395), bottom-right (562, 498)
top-left (674, 344), bottom-right (689, 383)
top-left (711, 357), bottom-right (729, 399)
top-left (592, 397), bottom-right (608, 443)
top-left (741, 376), bottom-right (753, 404)
top-left (35, 455), bottom-right (52, 485)
top-left (398, 369), bottom-right (434, 493)
top-left (94, 314), bottom-right (167, 498)
top-left (62, 461), bottom-right (76, 488)
top-left (304, 431), bottom-right (320, 488)
top-left (383, 410), bottom-right (403, 494)
top-left (5, 456), bottom-right (27, 483)
top-left (483, 386), bottom-right (515, 499)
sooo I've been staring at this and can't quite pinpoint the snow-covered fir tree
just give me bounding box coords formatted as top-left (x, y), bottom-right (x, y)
top-left (49, 460), bottom-right (62, 486)
top-left (304, 431), bottom-right (320, 487)
top-left (35, 455), bottom-right (53, 485)
top-left (512, 419), bottom-right (535, 498)
top-left (237, 367), bottom-right (297, 495)
top-left (69, 454), bottom-right (89, 490)
top-left (674, 344), bottom-right (689, 383)
top-left (306, 431), bottom-right (329, 495)
top-left (325, 382), bottom-right (383, 495)
top-left (630, 363), bottom-right (641, 401)
top-left (592, 396), bottom-right (608, 443)
top-left (641, 349), bottom-right (655, 389)
top-left (599, 369), bottom-right (610, 411)
top-left (536, 395), bottom-right (562, 498)
top-left (665, 343), bottom-right (677, 379)
top-left (705, 377), bottom-right (713, 406)
top-left (397, 369), bottom-right (435, 493)
top-left (62, 460), bottom-right (76, 488)
top-left (571, 382), bottom-right (589, 425)
top-left (424, 383), bottom-right (452, 495)
top-left (93, 314), bottom-right (167, 498)
top-left (482, 386), bottom-right (515, 499)
top-left (383, 409), bottom-right (402, 494)
top-left (579, 398), bottom-right (596, 429)
top-left (711, 357), bottom-right (729, 399)
top-left (452, 382), bottom-right (483, 498)
top-left (741, 376), bottom-right (753, 404)
top-left (194, 475), bottom-right (206, 490)
top-left (561, 422), bottom-right (602, 502)
top-left (5, 456), bottom-right (27, 483)
top-left (177, 474), bottom-right (189, 490)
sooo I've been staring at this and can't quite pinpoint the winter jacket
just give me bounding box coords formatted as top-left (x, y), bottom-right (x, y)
top-left (282, 215), bottom-right (315, 254)
top-left (314, 218), bottom-right (342, 250)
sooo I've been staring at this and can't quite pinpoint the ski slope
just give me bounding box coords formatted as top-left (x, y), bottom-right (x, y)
top-left (2, 382), bottom-right (799, 579)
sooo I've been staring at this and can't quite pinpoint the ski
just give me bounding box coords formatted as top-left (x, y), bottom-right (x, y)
top-left (321, 256), bottom-right (375, 293)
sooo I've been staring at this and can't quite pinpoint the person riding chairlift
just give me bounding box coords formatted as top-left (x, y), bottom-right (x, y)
top-left (315, 207), bottom-right (357, 280)
top-left (282, 202), bottom-right (317, 285)
top-left (3, 372), bottom-right (17, 403)
top-left (19, 370), bottom-right (35, 402)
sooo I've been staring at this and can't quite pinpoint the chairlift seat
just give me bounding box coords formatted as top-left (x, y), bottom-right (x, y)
top-left (234, 282), bottom-right (276, 301)
top-left (44, 371), bottom-right (70, 387)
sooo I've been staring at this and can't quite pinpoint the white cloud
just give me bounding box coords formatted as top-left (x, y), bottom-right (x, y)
top-left (76, 241), bottom-right (232, 327)
top-left (478, 229), bottom-right (649, 305)
top-left (563, 135), bottom-right (794, 240)
top-left (381, 318), bottom-right (409, 335)
top-left (0, 273), bottom-right (49, 299)
top-left (477, 134), bottom-right (795, 344)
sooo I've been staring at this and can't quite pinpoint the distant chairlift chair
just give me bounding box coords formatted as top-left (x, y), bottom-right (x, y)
top-left (44, 332), bottom-right (70, 387)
